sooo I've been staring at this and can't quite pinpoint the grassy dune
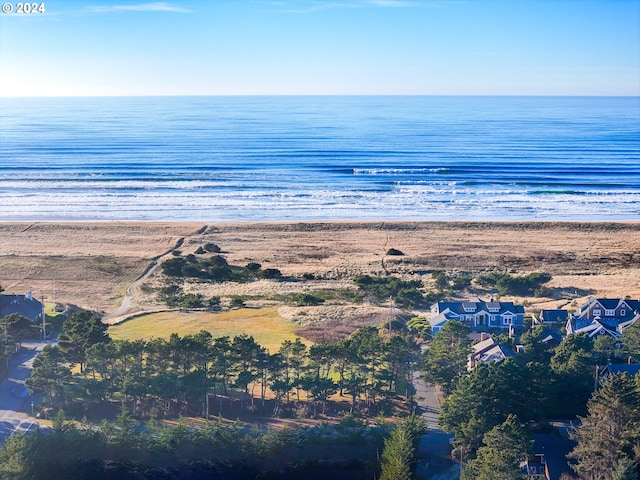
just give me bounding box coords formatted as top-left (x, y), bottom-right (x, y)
top-left (108, 306), bottom-right (307, 352)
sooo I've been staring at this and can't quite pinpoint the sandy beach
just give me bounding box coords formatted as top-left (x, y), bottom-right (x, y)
top-left (1, 221), bottom-right (638, 320)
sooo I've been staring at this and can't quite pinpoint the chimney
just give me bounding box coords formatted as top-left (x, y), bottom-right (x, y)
top-left (26, 290), bottom-right (33, 301)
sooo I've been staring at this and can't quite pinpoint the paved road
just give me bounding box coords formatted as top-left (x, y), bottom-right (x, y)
top-left (0, 341), bottom-right (48, 446)
top-left (413, 376), bottom-right (460, 480)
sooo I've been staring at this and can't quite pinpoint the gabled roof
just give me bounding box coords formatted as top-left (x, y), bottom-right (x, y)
top-left (471, 337), bottom-right (498, 355)
top-left (0, 293), bottom-right (43, 321)
top-left (539, 328), bottom-right (563, 346)
top-left (604, 364), bottom-right (640, 376)
top-left (618, 316), bottom-right (639, 333)
top-left (540, 309), bottom-right (568, 323)
top-left (598, 298), bottom-right (621, 310)
top-left (625, 299), bottom-right (640, 312)
top-left (468, 336), bottom-right (515, 370)
top-left (434, 300), bottom-right (525, 317)
top-left (573, 320), bottom-right (620, 339)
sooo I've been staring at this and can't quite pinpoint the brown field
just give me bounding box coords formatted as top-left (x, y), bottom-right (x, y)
top-left (1, 222), bottom-right (639, 333)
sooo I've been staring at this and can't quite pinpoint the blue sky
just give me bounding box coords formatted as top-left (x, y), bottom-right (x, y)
top-left (1, 0), bottom-right (638, 96)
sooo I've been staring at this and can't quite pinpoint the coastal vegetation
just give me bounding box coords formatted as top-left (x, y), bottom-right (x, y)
top-left (2, 222), bottom-right (640, 479)
top-left (28, 311), bottom-right (421, 421)
top-left (0, 410), bottom-right (387, 480)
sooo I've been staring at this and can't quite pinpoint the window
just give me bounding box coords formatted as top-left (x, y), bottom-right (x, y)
top-left (605, 309), bottom-right (615, 316)
top-left (593, 309), bottom-right (601, 316)
top-left (503, 316), bottom-right (513, 325)
top-left (621, 309), bottom-right (626, 316)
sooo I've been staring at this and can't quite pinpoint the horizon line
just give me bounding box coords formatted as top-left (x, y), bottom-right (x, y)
top-left (2, 94), bottom-right (639, 99)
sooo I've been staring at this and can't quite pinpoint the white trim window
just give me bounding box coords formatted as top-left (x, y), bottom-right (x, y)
top-left (605, 309), bottom-right (615, 316)
top-left (503, 316), bottom-right (513, 325)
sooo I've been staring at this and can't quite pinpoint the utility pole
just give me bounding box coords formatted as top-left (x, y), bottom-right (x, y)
top-left (389, 296), bottom-right (395, 335)
top-left (41, 296), bottom-right (46, 341)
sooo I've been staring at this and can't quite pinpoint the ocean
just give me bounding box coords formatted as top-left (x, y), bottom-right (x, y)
top-left (0, 96), bottom-right (638, 222)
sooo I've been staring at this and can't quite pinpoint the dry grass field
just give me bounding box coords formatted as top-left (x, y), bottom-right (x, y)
top-left (0, 222), bottom-right (204, 309)
top-left (108, 306), bottom-right (307, 353)
top-left (1, 222), bottom-right (639, 338)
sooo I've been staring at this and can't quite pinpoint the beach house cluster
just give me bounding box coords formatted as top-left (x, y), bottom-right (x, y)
top-left (429, 297), bottom-right (639, 340)
top-left (428, 297), bottom-right (640, 372)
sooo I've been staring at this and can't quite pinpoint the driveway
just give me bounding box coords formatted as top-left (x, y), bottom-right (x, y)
top-left (0, 341), bottom-right (48, 446)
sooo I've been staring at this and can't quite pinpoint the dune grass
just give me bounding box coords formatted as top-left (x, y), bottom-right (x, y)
top-left (108, 306), bottom-right (308, 353)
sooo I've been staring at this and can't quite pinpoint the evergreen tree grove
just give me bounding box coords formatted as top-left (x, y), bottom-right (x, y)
top-left (568, 373), bottom-right (640, 480)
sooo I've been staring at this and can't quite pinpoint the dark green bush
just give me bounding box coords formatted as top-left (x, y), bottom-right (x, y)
top-left (204, 243), bottom-right (222, 253)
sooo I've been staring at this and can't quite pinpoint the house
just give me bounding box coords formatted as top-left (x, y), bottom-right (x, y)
top-left (533, 309), bottom-right (568, 325)
top-left (521, 454), bottom-right (550, 479)
top-left (597, 363), bottom-right (640, 383)
top-left (566, 319), bottom-right (620, 338)
top-left (532, 434), bottom-right (576, 480)
top-left (467, 335), bottom-right (515, 370)
top-left (0, 291), bottom-right (43, 323)
top-left (566, 298), bottom-right (640, 338)
top-left (429, 299), bottom-right (525, 333)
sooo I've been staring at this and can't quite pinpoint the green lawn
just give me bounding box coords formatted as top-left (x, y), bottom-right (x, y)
top-left (108, 307), bottom-right (308, 353)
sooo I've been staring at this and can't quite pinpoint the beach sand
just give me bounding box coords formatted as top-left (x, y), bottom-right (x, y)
top-left (1, 221), bottom-right (638, 319)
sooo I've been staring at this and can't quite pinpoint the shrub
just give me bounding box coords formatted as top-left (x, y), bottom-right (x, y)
top-left (208, 266), bottom-right (233, 282)
top-left (432, 271), bottom-right (450, 291)
top-left (194, 246), bottom-right (206, 255)
top-left (203, 243), bottom-right (221, 253)
top-left (354, 275), bottom-right (424, 309)
top-left (476, 272), bottom-right (552, 296)
top-left (162, 257), bottom-right (187, 277)
top-left (245, 262), bottom-right (262, 271)
top-left (261, 268), bottom-right (282, 280)
top-left (452, 275), bottom-right (472, 291)
top-left (230, 297), bottom-right (246, 309)
top-left (386, 248), bottom-right (404, 256)
top-left (208, 255), bottom-right (229, 267)
top-left (179, 294), bottom-right (205, 309)
top-left (181, 263), bottom-right (204, 278)
top-left (294, 294), bottom-right (325, 306)
top-left (208, 296), bottom-right (221, 310)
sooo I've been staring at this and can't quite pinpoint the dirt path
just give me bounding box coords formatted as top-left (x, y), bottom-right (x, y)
top-left (102, 226), bottom-right (208, 325)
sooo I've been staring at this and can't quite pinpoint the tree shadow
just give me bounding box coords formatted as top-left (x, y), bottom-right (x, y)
top-left (549, 286), bottom-right (597, 300)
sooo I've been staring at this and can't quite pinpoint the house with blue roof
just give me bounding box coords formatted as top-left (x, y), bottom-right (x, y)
top-left (0, 291), bottom-right (43, 323)
top-left (566, 297), bottom-right (640, 338)
top-left (534, 309), bottom-right (568, 325)
top-left (429, 298), bottom-right (525, 333)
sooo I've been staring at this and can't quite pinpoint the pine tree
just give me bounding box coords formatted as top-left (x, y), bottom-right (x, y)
top-left (609, 456), bottom-right (638, 480)
top-left (568, 373), bottom-right (640, 480)
top-left (460, 414), bottom-right (532, 480)
top-left (379, 416), bottom-right (427, 480)
top-left (380, 425), bottom-right (413, 480)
